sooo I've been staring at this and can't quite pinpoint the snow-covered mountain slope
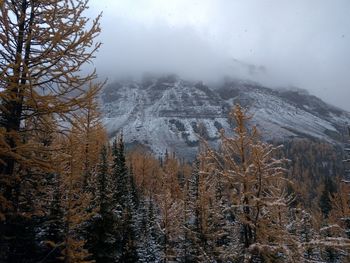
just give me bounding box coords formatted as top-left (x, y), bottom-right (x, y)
top-left (101, 75), bottom-right (350, 159)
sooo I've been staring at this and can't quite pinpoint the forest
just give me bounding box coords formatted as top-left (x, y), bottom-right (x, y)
top-left (1, 0), bottom-right (350, 262)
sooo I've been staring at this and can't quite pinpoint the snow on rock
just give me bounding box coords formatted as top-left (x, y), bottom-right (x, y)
top-left (100, 76), bottom-right (350, 159)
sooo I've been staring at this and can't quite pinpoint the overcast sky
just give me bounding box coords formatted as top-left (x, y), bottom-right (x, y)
top-left (88, 0), bottom-right (350, 110)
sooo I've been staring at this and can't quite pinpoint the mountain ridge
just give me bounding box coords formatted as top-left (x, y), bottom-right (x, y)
top-left (101, 75), bottom-right (350, 159)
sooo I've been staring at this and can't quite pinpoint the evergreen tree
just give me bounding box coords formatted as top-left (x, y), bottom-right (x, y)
top-left (85, 145), bottom-right (117, 263)
top-left (0, 206), bottom-right (39, 262)
top-left (39, 173), bottom-right (65, 263)
top-left (181, 167), bottom-right (197, 263)
top-left (112, 135), bottom-right (139, 262)
top-left (320, 224), bottom-right (343, 263)
top-left (137, 197), bottom-right (161, 262)
top-left (112, 135), bottom-right (129, 208)
top-left (129, 164), bottom-right (140, 210)
top-left (319, 175), bottom-right (337, 218)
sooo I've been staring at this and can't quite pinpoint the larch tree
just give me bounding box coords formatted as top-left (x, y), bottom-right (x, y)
top-left (157, 156), bottom-right (184, 262)
top-left (326, 179), bottom-right (350, 261)
top-left (62, 84), bottom-right (109, 261)
top-left (0, 1), bottom-right (102, 260)
top-left (0, 0), bottom-right (101, 219)
top-left (0, 113), bottom-right (59, 261)
top-left (181, 163), bottom-right (196, 263)
top-left (195, 148), bottom-right (239, 262)
top-left (129, 149), bottom-right (162, 197)
top-left (77, 85), bottom-right (107, 189)
top-left (204, 105), bottom-right (299, 262)
top-left (51, 91), bottom-right (106, 262)
top-left (157, 185), bottom-right (183, 262)
top-left (55, 124), bottom-right (96, 262)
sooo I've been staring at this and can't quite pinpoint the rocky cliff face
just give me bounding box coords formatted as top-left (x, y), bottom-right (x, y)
top-left (101, 75), bottom-right (349, 159)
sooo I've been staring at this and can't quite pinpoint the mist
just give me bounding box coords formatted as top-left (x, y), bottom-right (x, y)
top-left (88, 0), bottom-right (350, 110)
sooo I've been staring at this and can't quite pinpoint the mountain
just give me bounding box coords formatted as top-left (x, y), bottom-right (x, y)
top-left (101, 75), bottom-right (350, 159)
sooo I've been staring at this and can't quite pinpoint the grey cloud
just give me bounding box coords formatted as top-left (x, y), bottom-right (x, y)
top-left (89, 0), bottom-right (350, 110)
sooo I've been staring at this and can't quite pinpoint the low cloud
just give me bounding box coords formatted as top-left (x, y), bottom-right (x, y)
top-left (88, 0), bottom-right (350, 110)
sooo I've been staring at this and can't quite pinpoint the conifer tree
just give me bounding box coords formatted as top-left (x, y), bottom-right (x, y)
top-left (319, 176), bottom-right (337, 218)
top-left (182, 168), bottom-right (196, 263)
top-left (0, 0), bottom-right (101, 175)
top-left (0, 115), bottom-right (58, 262)
top-left (204, 105), bottom-right (298, 262)
top-left (158, 188), bottom-right (183, 262)
top-left (112, 134), bottom-right (139, 262)
top-left (129, 164), bottom-right (139, 209)
top-left (327, 180), bottom-right (350, 262)
top-left (77, 86), bottom-right (107, 189)
top-left (0, 1), bottom-right (102, 259)
top-left (85, 145), bottom-right (117, 263)
top-left (112, 136), bottom-right (129, 208)
top-left (157, 155), bottom-right (185, 262)
top-left (40, 173), bottom-right (65, 263)
top-left (0, 0), bottom-right (102, 199)
top-left (129, 148), bottom-right (164, 200)
top-left (58, 132), bottom-right (94, 263)
top-left (196, 150), bottom-right (239, 262)
top-left (137, 197), bottom-right (162, 262)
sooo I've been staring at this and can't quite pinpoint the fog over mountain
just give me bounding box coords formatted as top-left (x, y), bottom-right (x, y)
top-left (100, 76), bottom-right (350, 159)
top-left (87, 0), bottom-right (350, 110)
